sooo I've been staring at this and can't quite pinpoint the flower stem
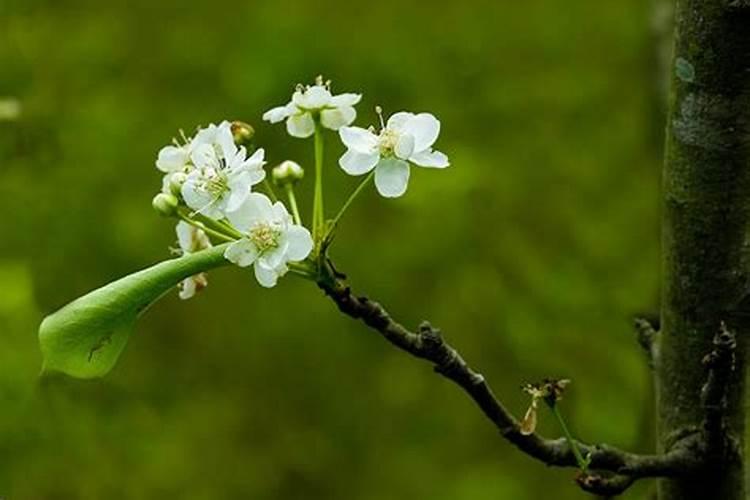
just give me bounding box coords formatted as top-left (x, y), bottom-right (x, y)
top-left (263, 178), bottom-right (279, 203)
top-left (548, 403), bottom-right (588, 472)
top-left (312, 121), bottom-right (325, 243)
top-left (322, 170), bottom-right (375, 246)
top-left (286, 185), bottom-right (302, 225)
top-left (177, 212), bottom-right (236, 243)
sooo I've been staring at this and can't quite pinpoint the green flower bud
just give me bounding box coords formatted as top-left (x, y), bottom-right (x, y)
top-left (272, 160), bottom-right (305, 186)
top-left (152, 193), bottom-right (179, 217)
top-left (168, 172), bottom-right (188, 197)
top-left (231, 121), bottom-right (255, 146)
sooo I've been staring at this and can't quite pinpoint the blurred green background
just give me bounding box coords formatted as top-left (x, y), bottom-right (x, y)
top-left (1, 0), bottom-right (667, 498)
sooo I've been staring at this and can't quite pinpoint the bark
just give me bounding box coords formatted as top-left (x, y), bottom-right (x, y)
top-left (658, 1), bottom-right (750, 499)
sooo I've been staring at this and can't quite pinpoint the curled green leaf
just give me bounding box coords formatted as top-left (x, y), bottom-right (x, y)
top-left (39, 243), bottom-right (231, 379)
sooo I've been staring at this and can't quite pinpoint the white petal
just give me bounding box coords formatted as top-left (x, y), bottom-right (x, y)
top-left (246, 147), bottom-right (266, 166)
top-left (176, 221), bottom-right (195, 252)
top-left (190, 143), bottom-right (218, 170)
top-left (263, 105), bottom-right (293, 123)
top-left (156, 145), bottom-right (188, 172)
top-left (286, 112), bottom-right (315, 138)
top-left (339, 126), bottom-right (378, 153)
top-left (226, 192), bottom-right (274, 232)
top-left (293, 85), bottom-right (332, 109)
top-left (330, 93), bottom-right (362, 107)
top-left (410, 149), bottom-right (450, 168)
top-left (374, 159), bottom-right (410, 198)
top-left (395, 133), bottom-right (415, 160)
top-left (386, 112), bottom-right (414, 131)
top-left (181, 175), bottom-right (213, 213)
top-left (339, 149), bottom-right (379, 175)
top-left (179, 277), bottom-right (197, 299)
top-left (254, 261), bottom-right (279, 288)
top-left (271, 201), bottom-right (292, 224)
top-left (216, 124), bottom-right (238, 160)
top-left (285, 225), bottom-right (313, 261)
top-left (320, 106), bottom-right (356, 130)
top-left (225, 181), bottom-right (250, 213)
top-left (259, 242), bottom-right (289, 270)
top-left (224, 240), bottom-right (258, 267)
top-left (402, 113), bottom-right (440, 152)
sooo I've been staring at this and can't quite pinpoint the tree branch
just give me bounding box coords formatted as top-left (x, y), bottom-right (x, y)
top-left (634, 317), bottom-right (659, 367)
top-left (315, 260), bottom-right (728, 496)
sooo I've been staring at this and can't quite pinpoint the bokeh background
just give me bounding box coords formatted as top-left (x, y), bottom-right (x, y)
top-left (1, 0), bottom-right (670, 498)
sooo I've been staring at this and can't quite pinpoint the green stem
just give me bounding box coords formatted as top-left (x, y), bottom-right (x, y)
top-left (312, 121), bottom-right (325, 242)
top-left (322, 170), bottom-right (375, 246)
top-left (177, 213), bottom-right (236, 243)
top-left (286, 185), bottom-right (302, 225)
top-left (195, 214), bottom-right (243, 240)
top-left (548, 404), bottom-right (588, 472)
top-left (263, 178), bottom-right (279, 203)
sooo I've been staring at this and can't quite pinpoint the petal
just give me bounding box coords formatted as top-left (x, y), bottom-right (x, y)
top-left (402, 113), bottom-right (440, 152)
top-left (190, 143), bottom-right (218, 170)
top-left (225, 181), bottom-right (250, 213)
top-left (395, 133), bottom-right (415, 160)
top-left (259, 242), bottom-right (289, 270)
top-left (320, 106), bottom-right (356, 130)
top-left (386, 112), bottom-right (414, 131)
top-left (175, 221), bottom-right (195, 252)
top-left (254, 261), bottom-right (279, 288)
top-left (410, 149), bottom-right (450, 168)
top-left (216, 124), bottom-right (238, 160)
top-left (293, 85), bottom-right (332, 109)
top-left (339, 149), bottom-right (379, 175)
top-left (339, 126), bottom-right (378, 153)
top-left (226, 192), bottom-right (274, 232)
top-left (374, 159), bottom-right (410, 198)
top-left (246, 147), bottom-right (266, 166)
top-left (179, 277), bottom-right (197, 300)
top-left (285, 225), bottom-right (313, 261)
top-left (286, 112), bottom-right (315, 138)
top-left (181, 175), bottom-right (213, 213)
top-left (224, 240), bottom-right (258, 267)
top-left (263, 105), bottom-right (293, 123)
top-left (156, 145), bottom-right (188, 172)
top-left (271, 201), bottom-right (292, 224)
top-left (330, 93), bottom-right (362, 107)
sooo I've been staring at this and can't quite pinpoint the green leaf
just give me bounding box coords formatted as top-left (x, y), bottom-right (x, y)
top-left (39, 243), bottom-right (231, 379)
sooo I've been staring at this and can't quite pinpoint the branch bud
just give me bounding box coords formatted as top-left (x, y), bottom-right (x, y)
top-left (152, 193), bottom-right (179, 217)
top-left (231, 121), bottom-right (255, 146)
top-left (272, 160), bottom-right (305, 186)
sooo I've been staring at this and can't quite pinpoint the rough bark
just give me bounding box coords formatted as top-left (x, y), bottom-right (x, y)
top-left (658, 1), bottom-right (750, 499)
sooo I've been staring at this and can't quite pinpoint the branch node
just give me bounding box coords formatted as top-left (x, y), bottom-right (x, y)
top-left (575, 471), bottom-right (635, 497)
top-left (634, 317), bottom-right (659, 366)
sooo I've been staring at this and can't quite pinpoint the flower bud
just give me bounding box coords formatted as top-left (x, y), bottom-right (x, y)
top-left (272, 160), bottom-right (305, 186)
top-left (231, 120), bottom-right (255, 146)
top-left (152, 193), bottom-right (179, 217)
top-left (168, 172), bottom-right (188, 197)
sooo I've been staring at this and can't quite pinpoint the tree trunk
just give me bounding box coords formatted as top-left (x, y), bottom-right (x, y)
top-left (659, 1), bottom-right (750, 499)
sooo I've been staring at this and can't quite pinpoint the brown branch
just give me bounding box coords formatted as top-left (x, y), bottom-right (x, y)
top-left (315, 260), bottom-right (726, 496)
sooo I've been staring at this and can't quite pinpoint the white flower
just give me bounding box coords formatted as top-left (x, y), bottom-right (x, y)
top-left (175, 221), bottom-right (212, 300)
top-left (338, 111), bottom-right (449, 198)
top-left (224, 193), bottom-right (313, 288)
top-left (181, 122), bottom-right (266, 219)
top-left (262, 77), bottom-right (361, 138)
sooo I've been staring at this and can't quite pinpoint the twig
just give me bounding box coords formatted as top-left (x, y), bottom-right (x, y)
top-left (316, 260), bottom-right (712, 496)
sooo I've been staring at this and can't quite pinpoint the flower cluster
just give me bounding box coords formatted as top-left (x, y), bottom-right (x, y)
top-left (153, 76), bottom-right (451, 294)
